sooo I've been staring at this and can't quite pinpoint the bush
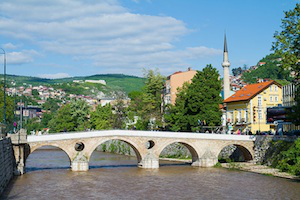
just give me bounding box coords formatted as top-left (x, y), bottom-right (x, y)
top-left (276, 138), bottom-right (300, 176)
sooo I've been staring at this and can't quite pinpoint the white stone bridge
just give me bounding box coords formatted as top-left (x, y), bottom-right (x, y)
top-left (9, 130), bottom-right (255, 174)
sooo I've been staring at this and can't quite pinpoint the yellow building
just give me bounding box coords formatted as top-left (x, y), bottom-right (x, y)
top-left (224, 80), bottom-right (282, 133)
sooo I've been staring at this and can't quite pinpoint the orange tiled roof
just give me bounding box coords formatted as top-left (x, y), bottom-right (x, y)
top-left (224, 80), bottom-right (281, 103)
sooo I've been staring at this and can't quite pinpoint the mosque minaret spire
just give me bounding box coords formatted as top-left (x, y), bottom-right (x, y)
top-left (222, 33), bottom-right (231, 100)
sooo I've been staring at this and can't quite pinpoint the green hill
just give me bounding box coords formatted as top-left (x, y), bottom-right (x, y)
top-left (1, 74), bottom-right (145, 95)
top-left (242, 53), bottom-right (292, 84)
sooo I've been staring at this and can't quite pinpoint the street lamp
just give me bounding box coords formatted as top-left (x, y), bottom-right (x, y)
top-left (0, 48), bottom-right (6, 137)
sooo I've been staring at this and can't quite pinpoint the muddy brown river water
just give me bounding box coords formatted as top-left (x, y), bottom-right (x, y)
top-left (1, 147), bottom-right (300, 200)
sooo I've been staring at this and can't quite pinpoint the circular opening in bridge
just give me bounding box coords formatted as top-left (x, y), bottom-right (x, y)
top-left (75, 142), bottom-right (85, 151)
top-left (146, 140), bottom-right (155, 149)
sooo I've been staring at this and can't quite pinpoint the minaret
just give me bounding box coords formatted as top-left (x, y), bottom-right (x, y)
top-left (222, 33), bottom-right (230, 100)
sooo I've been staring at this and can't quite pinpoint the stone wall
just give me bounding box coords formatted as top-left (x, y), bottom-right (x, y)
top-left (0, 138), bottom-right (14, 195)
top-left (254, 135), bottom-right (298, 164)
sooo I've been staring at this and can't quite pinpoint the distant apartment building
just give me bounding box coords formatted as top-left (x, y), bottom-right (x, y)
top-left (16, 106), bottom-right (42, 119)
top-left (163, 68), bottom-right (197, 105)
top-left (223, 80), bottom-right (282, 133)
top-left (282, 83), bottom-right (296, 107)
top-left (281, 83), bottom-right (300, 132)
top-left (85, 80), bottom-right (106, 85)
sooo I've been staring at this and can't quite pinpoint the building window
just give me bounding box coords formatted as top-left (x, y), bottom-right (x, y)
top-left (274, 85), bottom-right (278, 92)
top-left (258, 96), bottom-right (262, 107)
top-left (270, 86), bottom-right (272, 92)
top-left (258, 109), bottom-right (262, 119)
top-left (238, 110), bottom-right (242, 122)
top-left (244, 109), bottom-right (248, 122)
top-left (275, 96), bottom-right (278, 102)
top-left (270, 96), bottom-right (273, 102)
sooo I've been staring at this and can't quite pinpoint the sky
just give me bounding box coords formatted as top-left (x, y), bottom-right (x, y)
top-left (0, 0), bottom-right (298, 78)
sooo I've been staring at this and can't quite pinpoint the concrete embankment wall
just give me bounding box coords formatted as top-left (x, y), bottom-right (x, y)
top-left (0, 138), bottom-right (14, 195)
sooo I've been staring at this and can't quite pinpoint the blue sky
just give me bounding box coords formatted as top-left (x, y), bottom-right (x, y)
top-left (0, 0), bottom-right (298, 78)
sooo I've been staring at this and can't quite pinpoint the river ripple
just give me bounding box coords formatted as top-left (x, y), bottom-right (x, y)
top-left (1, 147), bottom-right (300, 200)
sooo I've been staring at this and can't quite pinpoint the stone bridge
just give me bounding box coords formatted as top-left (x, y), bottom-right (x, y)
top-left (9, 130), bottom-right (255, 174)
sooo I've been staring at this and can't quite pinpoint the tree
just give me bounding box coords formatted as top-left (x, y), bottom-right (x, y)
top-left (0, 86), bottom-right (15, 131)
top-left (90, 104), bottom-right (113, 130)
top-left (164, 83), bottom-right (190, 131)
top-left (165, 65), bottom-right (222, 132)
top-left (128, 69), bottom-right (165, 130)
top-left (272, 3), bottom-right (300, 80)
top-left (232, 67), bottom-right (243, 76)
top-left (112, 97), bottom-right (127, 129)
top-left (48, 100), bottom-right (90, 132)
top-left (69, 99), bottom-right (91, 131)
top-left (42, 98), bottom-right (60, 113)
top-left (272, 4), bottom-right (300, 125)
top-left (24, 117), bottom-right (42, 134)
top-left (48, 104), bottom-right (75, 132)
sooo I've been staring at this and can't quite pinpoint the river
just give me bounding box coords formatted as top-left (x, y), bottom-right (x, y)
top-left (1, 147), bottom-right (300, 200)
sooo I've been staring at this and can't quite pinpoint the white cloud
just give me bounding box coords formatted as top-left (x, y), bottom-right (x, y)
top-left (0, 0), bottom-right (221, 75)
top-left (5, 50), bottom-right (39, 65)
top-left (2, 43), bottom-right (18, 50)
top-left (38, 73), bottom-right (71, 79)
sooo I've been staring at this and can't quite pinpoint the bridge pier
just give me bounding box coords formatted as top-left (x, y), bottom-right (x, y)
top-left (8, 130), bottom-right (29, 175)
top-left (138, 153), bottom-right (159, 169)
top-left (71, 161), bottom-right (89, 172)
top-left (197, 150), bottom-right (218, 167)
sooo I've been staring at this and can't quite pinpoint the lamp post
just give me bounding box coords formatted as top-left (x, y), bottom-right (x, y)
top-left (0, 48), bottom-right (6, 137)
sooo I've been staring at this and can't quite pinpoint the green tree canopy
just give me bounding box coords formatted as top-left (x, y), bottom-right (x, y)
top-left (165, 65), bottom-right (222, 132)
top-left (272, 3), bottom-right (300, 80)
top-left (129, 69), bottom-right (165, 130)
top-left (272, 4), bottom-right (300, 125)
top-left (48, 104), bottom-right (75, 132)
top-left (90, 104), bottom-right (113, 130)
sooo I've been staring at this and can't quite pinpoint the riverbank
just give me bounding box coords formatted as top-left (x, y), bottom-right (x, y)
top-left (220, 162), bottom-right (300, 180)
top-left (160, 157), bottom-right (300, 180)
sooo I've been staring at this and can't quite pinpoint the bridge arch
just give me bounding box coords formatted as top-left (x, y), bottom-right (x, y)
top-left (25, 144), bottom-right (72, 170)
top-left (217, 143), bottom-right (253, 162)
top-left (157, 140), bottom-right (200, 164)
top-left (87, 137), bottom-right (143, 164)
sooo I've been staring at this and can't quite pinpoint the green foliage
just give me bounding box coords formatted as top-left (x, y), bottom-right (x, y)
top-left (90, 104), bottom-right (113, 130)
top-left (24, 117), bottom-right (42, 134)
top-left (272, 3), bottom-right (300, 80)
top-left (263, 139), bottom-right (300, 176)
top-left (0, 86), bottom-right (15, 131)
top-left (112, 97), bottom-right (127, 129)
top-left (48, 100), bottom-right (90, 132)
top-left (41, 112), bottom-right (53, 128)
top-left (165, 65), bottom-right (222, 132)
top-left (48, 104), bottom-right (75, 132)
top-left (242, 53), bottom-right (291, 83)
top-left (232, 67), bottom-right (244, 76)
top-left (275, 139), bottom-right (300, 176)
top-left (129, 69), bottom-right (165, 130)
top-left (272, 4), bottom-right (300, 125)
top-left (70, 100), bottom-right (91, 131)
top-left (42, 98), bottom-right (60, 112)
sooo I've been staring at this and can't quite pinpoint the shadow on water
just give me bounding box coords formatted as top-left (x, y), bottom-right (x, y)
top-left (25, 162), bottom-right (189, 172)
top-left (0, 177), bottom-right (23, 200)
